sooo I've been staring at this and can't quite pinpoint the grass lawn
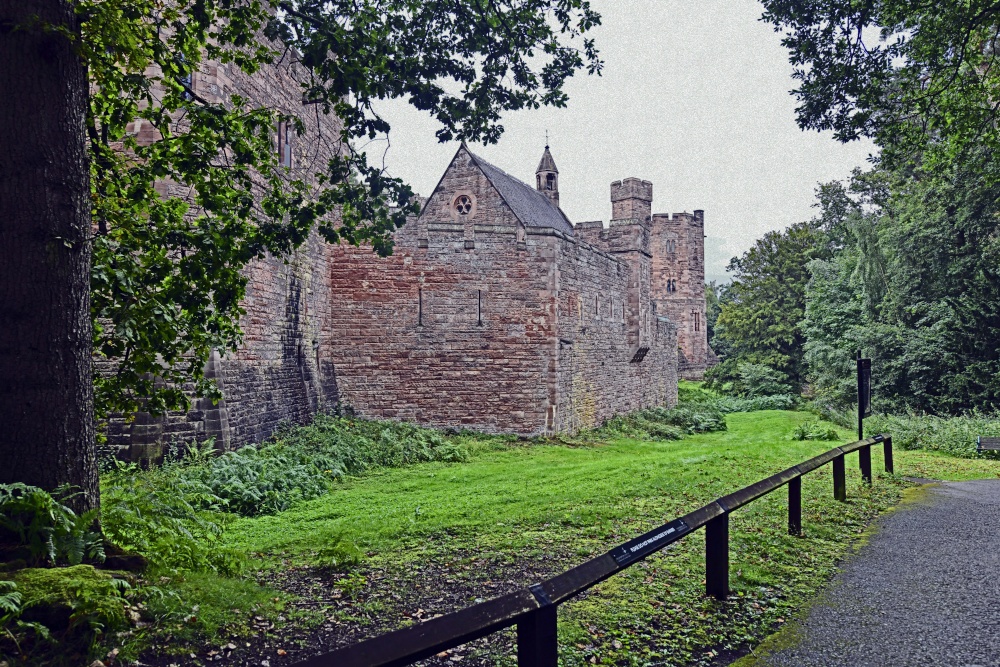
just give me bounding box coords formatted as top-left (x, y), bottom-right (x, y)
top-left (126, 410), bottom-right (1000, 666)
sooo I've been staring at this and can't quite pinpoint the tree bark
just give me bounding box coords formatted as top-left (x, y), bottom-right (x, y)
top-left (0, 0), bottom-right (98, 512)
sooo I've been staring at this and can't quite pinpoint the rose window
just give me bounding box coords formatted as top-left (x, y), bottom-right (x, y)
top-left (455, 195), bottom-right (473, 215)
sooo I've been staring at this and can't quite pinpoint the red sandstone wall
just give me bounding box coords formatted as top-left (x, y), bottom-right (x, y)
top-left (324, 147), bottom-right (556, 434)
top-left (324, 147), bottom-right (678, 436)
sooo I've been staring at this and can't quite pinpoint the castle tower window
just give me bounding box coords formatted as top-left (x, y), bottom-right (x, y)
top-left (692, 311), bottom-right (701, 332)
top-left (277, 120), bottom-right (293, 167)
top-left (179, 71), bottom-right (193, 100)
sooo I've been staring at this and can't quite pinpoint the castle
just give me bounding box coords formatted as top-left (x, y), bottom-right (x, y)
top-left (106, 57), bottom-right (713, 457)
top-left (322, 144), bottom-right (711, 434)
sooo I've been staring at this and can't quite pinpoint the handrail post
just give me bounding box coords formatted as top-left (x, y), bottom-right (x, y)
top-left (788, 477), bottom-right (802, 536)
top-left (859, 445), bottom-right (872, 484)
top-left (884, 436), bottom-right (894, 474)
top-left (517, 602), bottom-right (558, 667)
top-left (705, 513), bottom-right (729, 599)
top-left (833, 454), bottom-right (846, 501)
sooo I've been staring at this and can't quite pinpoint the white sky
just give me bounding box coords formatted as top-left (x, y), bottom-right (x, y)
top-left (364, 0), bottom-right (875, 283)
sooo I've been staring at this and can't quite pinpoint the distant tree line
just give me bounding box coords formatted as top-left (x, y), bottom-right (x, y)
top-left (709, 0), bottom-right (1000, 416)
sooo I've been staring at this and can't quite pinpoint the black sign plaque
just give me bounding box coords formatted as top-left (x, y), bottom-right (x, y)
top-left (858, 358), bottom-right (872, 418)
top-left (610, 518), bottom-right (690, 566)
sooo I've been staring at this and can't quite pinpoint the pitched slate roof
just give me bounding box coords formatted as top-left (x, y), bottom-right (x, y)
top-left (468, 150), bottom-right (573, 235)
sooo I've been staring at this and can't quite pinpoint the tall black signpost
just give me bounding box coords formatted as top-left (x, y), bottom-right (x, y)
top-left (857, 350), bottom-right (873, 483)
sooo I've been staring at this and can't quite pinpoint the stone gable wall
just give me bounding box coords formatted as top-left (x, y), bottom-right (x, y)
top-left (324, 147), bottom-right (556, 434)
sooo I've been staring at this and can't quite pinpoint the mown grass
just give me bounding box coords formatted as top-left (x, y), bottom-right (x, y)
top-left (105, 407), bottom-right (1000, 665)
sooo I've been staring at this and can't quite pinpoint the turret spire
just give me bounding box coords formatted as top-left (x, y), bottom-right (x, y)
top-left (535, 144), bottom-right (559, 206)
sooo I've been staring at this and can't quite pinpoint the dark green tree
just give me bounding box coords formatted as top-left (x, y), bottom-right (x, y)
top-left (760, 0), bottom-right (1000, 169)
top-left (708, 222), bottom-right (830, 391)
top-left (762, 0), bottom-right (1000, 414)
top-left (805, 155), bottom-right (1000, 414)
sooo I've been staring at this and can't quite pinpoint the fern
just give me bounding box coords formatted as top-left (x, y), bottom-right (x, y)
top-left (0, 484), bottom-right (104, 567)
top-left (0, 581), bottom-right (21, 622)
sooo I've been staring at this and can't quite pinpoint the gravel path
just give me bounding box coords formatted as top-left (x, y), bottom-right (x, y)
top-left (752, 479), bottom-right (1000, 667)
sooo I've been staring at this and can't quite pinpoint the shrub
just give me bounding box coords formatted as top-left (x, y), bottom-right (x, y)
top-left (735, 363), bottom-right (793, 398)
top-left (714, 394), bottom-right (799, 413)
top-left (866, 412), bottom-right (1000, 458)
top-left (180, 415), bottom-right (469, 517)
top-left (0, 484), bottom-right (104, 568)
top-left (100, 467), bottom-right (242, 576)
top-left (599, 403), bottom-right (727, 440)
top-left (805, 399), bottom-right (856, 429)
top-left (790, 420), bottom-right (840, 441)
top-left (311, 532), bottom-right (364, 572)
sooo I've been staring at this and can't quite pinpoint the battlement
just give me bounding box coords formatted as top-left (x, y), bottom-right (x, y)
top-left (611, 178), bottom-right (653, 203)
top-left (611, 178), bottom-right (653, 222)
top-left (651, 210), bottom-right (704, 226)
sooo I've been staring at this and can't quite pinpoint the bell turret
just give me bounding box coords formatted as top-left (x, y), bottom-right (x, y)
top-left (535, 144), bottom-right (559, 206)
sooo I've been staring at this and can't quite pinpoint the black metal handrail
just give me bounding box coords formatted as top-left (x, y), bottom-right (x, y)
top-left (291, 434), bottom-right (894, 667)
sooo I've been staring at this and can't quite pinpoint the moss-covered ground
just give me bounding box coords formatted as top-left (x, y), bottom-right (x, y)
top-left (108, 409), bottom-right (999, 666)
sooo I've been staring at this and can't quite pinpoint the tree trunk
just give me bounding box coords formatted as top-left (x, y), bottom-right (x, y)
top-left (0, 0), bottom-right (98, 512)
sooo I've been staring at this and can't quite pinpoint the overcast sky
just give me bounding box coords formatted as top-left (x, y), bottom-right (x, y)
top-left (365, 0), bottom-right (876, 283)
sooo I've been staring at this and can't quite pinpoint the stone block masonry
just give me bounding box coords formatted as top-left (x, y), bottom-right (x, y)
top-left (324, 145), bottom-right (680, 436)
top-left (650, 210), bottom-right (712, 379)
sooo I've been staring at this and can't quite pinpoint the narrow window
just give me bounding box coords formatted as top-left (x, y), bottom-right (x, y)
top-left (546, 173), bottom-right (555, 190)
top-left (179, 71), bottom-right (193, 100)
top-left (277, 120), bottom-right (293, 167)
top-left (692, 311), bottom-right (700, 332)
top-left (477, 289), bottom-right (483, 326)
top-left (177, 54), bottom-right (193, 101)
top-left (595, 295), bottom-right (599, 319)
top-left (418, 287), bottom-right (423, 326)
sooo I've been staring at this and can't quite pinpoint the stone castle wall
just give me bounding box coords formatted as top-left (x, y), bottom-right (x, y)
top-left (105, 55), bottom-right (703, 456)
top-left (322, 147), bottom-right (676, 436)
top-left (105, 53), bottom-right (342, 461)
top-left (554, 220), bottom-right (677, 432)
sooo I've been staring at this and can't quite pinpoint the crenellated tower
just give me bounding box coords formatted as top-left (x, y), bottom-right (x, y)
top-left (649, 209), bottom-right (710, 379)
top-left (611, 178), bottom-right (652, 222)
